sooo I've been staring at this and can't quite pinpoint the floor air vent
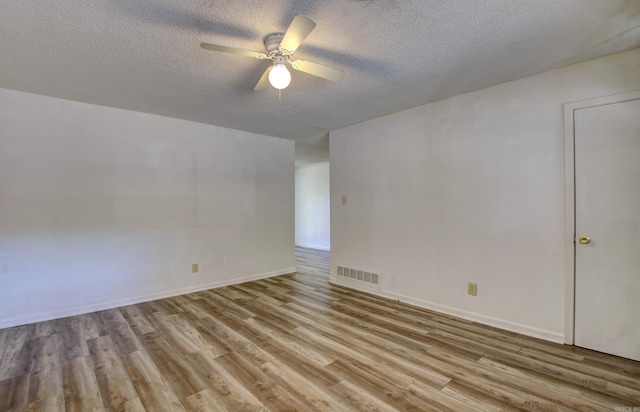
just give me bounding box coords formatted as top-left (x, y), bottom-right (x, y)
top-left (337, 265), bottom-right (380, 286)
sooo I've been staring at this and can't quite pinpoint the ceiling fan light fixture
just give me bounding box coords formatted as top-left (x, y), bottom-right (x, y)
top-left (269, 63), bottom-right (291, 89)
top-left (200, 15), bottom-right (343, 91)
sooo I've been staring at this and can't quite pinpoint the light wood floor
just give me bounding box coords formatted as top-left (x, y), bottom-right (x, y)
top-left (295, 246), bottom-right (330, 278)
top-left (1, 247), bottom-right (639, 411)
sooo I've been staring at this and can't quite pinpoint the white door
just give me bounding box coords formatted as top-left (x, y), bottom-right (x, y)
top-left (574, 97), bottom-right (640, 361)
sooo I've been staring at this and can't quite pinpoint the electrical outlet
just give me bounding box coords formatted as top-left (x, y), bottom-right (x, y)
top-left (468, 282), bottom-right (477, 296)
top-left (192, 263), bottom-right (199, 274)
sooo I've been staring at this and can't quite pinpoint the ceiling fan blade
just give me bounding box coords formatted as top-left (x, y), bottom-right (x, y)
top-left (254, 66), bottom-right (272, 91)
top-left (290, 60), bottom-right (344, 82)
top-left (200, 43), bottom-right (268, 59)
top-left (279, 15), bottom-right (316, 55)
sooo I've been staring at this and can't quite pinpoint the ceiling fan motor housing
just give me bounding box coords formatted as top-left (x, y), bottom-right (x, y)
top-left (264, 33), bottom-right (285, 56)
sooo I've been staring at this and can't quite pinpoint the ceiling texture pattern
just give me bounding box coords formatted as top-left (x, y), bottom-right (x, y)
top-left (1, 0), bottom-right (639, 164)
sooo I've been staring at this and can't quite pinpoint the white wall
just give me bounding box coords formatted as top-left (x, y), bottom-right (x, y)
top-left (0, 89), bottom-right (294, 328)
top-left (330, 48), bottom-right (640, 342)
top-left (295, 162), bottom-right (330, 250)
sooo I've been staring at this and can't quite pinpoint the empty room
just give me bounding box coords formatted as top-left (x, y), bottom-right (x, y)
top-left (1, 0), bottom-right (640, 410)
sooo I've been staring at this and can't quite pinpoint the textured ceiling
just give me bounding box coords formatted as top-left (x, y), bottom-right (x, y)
top-left (1, 0), bottom-right (639, 165)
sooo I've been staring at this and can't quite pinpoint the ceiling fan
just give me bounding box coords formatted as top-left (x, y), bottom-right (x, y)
top-left (200, 15), bottom-right (344, 91)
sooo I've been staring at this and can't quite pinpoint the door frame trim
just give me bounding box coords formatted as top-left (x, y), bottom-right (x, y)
top-left (563, 90), bottom-right (640, 344)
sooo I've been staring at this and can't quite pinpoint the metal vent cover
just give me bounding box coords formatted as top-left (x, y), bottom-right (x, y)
top-left (337, 265), bottom-right (379, 286)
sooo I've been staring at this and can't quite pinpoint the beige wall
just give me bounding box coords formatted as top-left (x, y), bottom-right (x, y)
top-left (295, 162), bottom-right (331, 250)
top-left (330, 48), bottom-right (640, 342)
top-left (0, 89), bottom-right (295, 328)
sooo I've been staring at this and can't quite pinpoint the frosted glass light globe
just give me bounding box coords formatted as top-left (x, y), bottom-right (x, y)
top-left (268, 64), bottom-right (291, 89)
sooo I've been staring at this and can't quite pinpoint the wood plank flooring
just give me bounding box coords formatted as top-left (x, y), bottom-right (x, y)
top-left (1, 247), bottom-right (639, 411)
top-left (295, 246), bottom-right (330, 278)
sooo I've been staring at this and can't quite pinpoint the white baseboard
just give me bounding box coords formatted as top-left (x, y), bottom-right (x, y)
top-left (295, 243), bottom-right (331, 251)
top-left (329, 277), bottom-right (564, 344)
top-left (0, 268), bottom-right (296, 329)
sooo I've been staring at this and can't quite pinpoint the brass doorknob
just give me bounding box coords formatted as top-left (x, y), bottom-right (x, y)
top-left (579, 236), bottom-right (591, 244)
